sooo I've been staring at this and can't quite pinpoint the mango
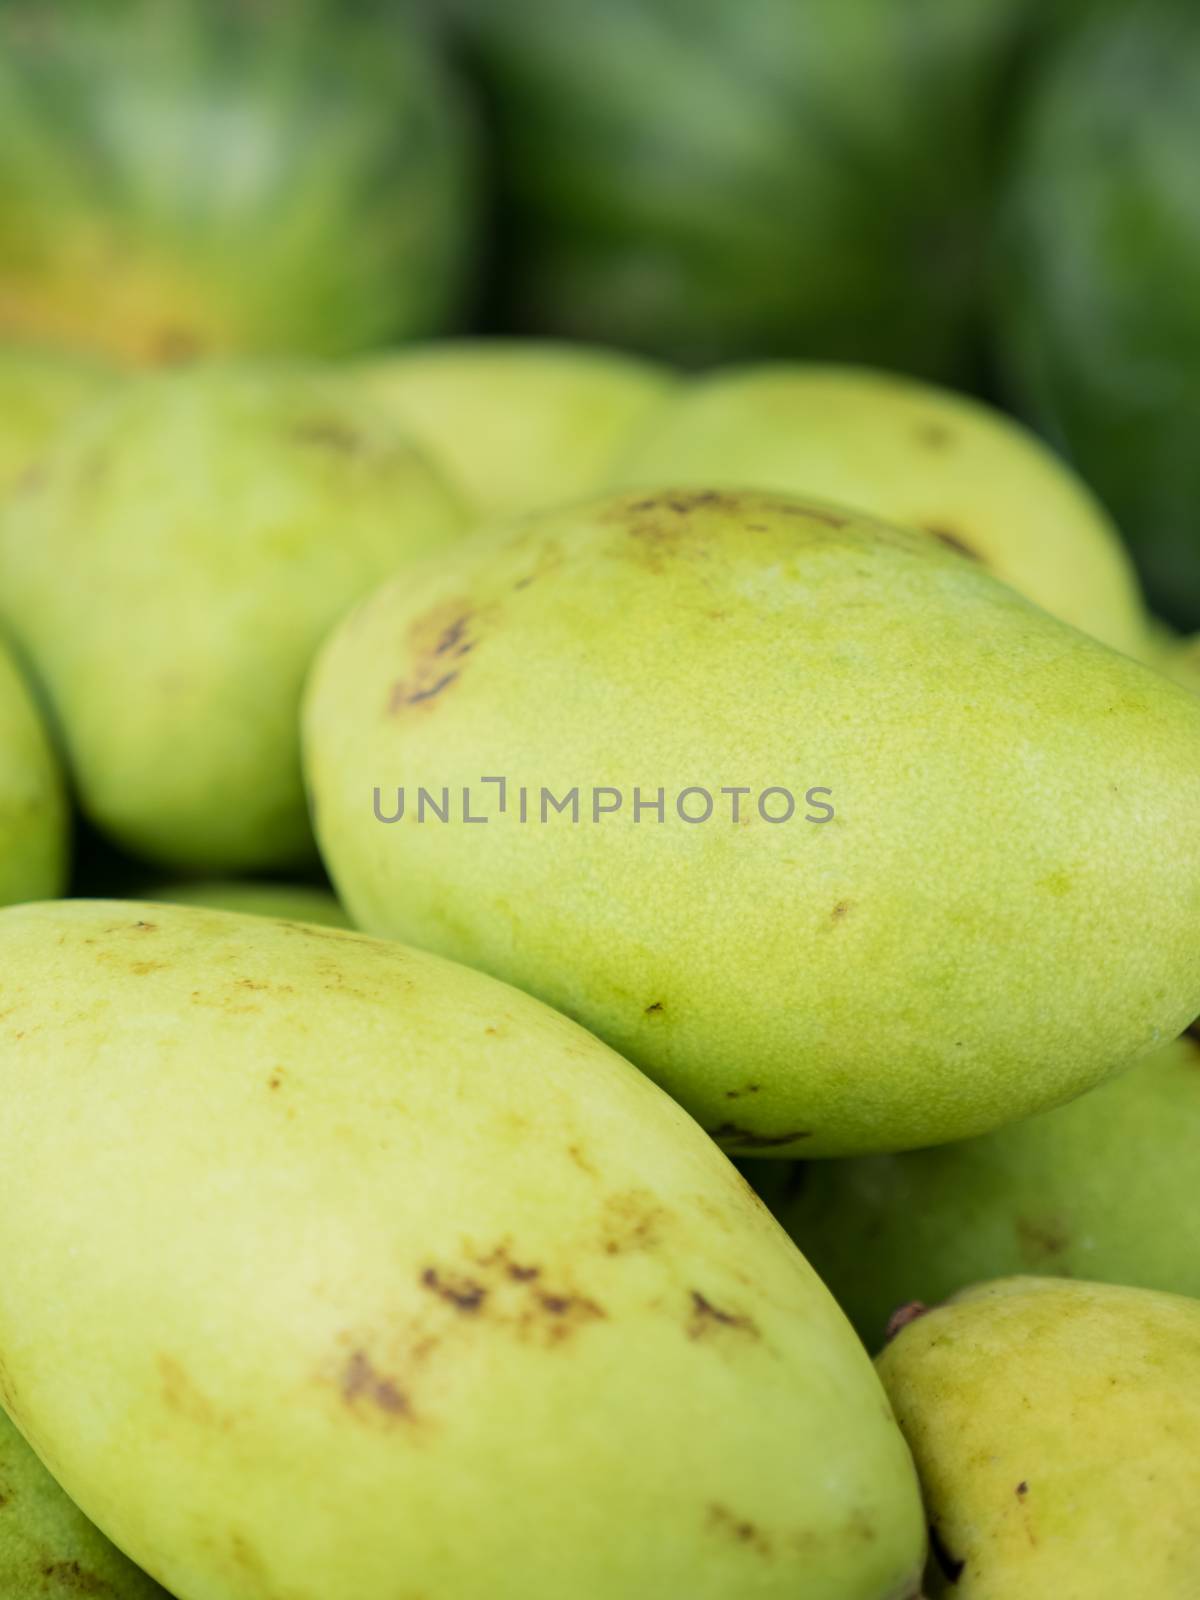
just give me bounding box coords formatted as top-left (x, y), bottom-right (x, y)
top-left (0, 363), bottom-right (467, 870)
top-left (612, 364), bottom-right (1146, 653)
top-left (304, 488), bottom-right (1200, 1156)
top-left (0, 899), bottom-right (926, 1600)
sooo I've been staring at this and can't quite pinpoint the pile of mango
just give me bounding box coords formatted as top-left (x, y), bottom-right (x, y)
top-left (1, 4), bottom-right (1200, 1600)
top-left (0, 339), bottom-right (1198, 1600)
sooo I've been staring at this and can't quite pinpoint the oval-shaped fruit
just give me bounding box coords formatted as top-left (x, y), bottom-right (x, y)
top-left (0, 0), bottom-right (476, 364)
top-left (0, 638), bottom-right (68, 906)
top-left (0, 1409), bottom-right (167, 1598)
top-left (356, 340), bottom-right (676, 521)
top-left (0, 900), bottom-right (926, 1600)
top-left (0, 364), bottom-right (467, 871)
top-left (612, 364), bottom-right (1146, 655)
top-left (461, 0), bottom-right (1022, 375)
top-left (140, 879), bottom-right (351, 928)
top-left (0, 346), bottom-right (107, 496)
top-left (995, 0), bottom-right (1200, 630)
top-left (877, 1277), bottom-right (1200, 1598)
top-left (304, 488), bottom-right (1200, 1157)
top-left (754, 1031), bottom-right (1200, 1347)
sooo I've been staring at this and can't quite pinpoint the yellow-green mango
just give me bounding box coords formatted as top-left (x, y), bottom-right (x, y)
top-left (612, 364), bottom-right (1146, 654)
top-left (0, 1409), bottom-right (167, 1598)
top-left (0, 637), bottom-right (67, 905)
top-left (0, 900), bottom-right (925, 1600)
top-left (0, 363), bottom-right (467, 871)
top-left (304, 488), bottom-right (1200, 1157)
top-left (877, 1277), bottom-right (1200, 1597)
top-left (754, 1031), bottom-right (1200, 1347)
top-left (139, 879), bottom-right (352, 927)
top-left (355, 339), bottom-right (675, 520)
top-left (0, 345), bottom-right (107, 496)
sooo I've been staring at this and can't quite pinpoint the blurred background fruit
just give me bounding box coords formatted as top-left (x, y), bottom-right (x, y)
top-left (0, 363), bottom-right (467, 871)
top-left (355, 340), bottom-right (676, 521)
top-left (0, 344), bottom-right (109, 493)
top-left (996, 0), bottom-right (1200, 629)
top-left (0, 0), bottom-right (478, 366)
top-left (456, 0), bottom-right (1026, 378)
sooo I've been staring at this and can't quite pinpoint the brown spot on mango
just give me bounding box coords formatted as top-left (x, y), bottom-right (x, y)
top-left (341, 1350), bottom-right (408, 1417)
top-left (688, 1290), bottom-right (758, 1341)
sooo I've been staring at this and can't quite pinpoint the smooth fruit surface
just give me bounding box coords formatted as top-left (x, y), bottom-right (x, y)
top-left (0, 345), bottom-right (107, 495)
top-left (305, 488), bottom-right (1200, 1156)
top-left (613, 363), bottom-right (1146, 654)
top-left (0, 900), bottom-right (925, 1600)
top-left (357, 340), bottom-right (676, 521)
top-left (877, 1277), bottom-right (1200, 1598)
top-left (0, 363), bottom-right (467, 870)
top-left (756, 1030), bottom-right (1200, 1347)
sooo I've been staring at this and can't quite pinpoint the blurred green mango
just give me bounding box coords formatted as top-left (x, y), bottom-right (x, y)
top-left (0, 0), bottom-right (477, 365)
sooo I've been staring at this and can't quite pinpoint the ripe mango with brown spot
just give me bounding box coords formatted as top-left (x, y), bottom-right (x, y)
top-left (0, 900), bottom-right (926, 1600)
top-left (877, 1278), bottom-right (1200, 1598)
top-left (611, 364), bottom-right (1147, 654)
top-left (0, 363), bottom-right (468, 871)
top-left (304, 488), bottom-right (1200, 1156)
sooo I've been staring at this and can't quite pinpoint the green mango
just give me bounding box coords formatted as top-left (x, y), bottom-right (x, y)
top-left (612, 363), bottom-right (1146, 655)
top-left (0, 1409), bottom-right (167, 1598)
top-left (0, 0), bottom-right (476, 365)
top-left (877, 1277), bottom-right (1200, 1597)
top-left (0, 363), bottom-right (467, 872)
top-left (0, 346), bottom-right (107, 497)
top-left (0, 900), bottom-right (925, 1600)
top-left (303, 488), bottom-right (1200, 1157)
top-left (753, 1031), bottom-right (1200, 1348)
top-left (0, 638), bottom-right (68, 906)
top-left (356, 340), bottom-right (677, 522)
top-left (140, 879), bottom-right (351, 928)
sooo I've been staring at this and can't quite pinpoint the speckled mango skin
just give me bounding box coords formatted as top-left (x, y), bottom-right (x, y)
top-left (610, 364), bottom-right (1147, 655)
top-left (0, 1409), bottom-right (166, 1598)
top-left (140, 879), bottom-right (352, 928)
top-left (877, 1278), bottom-right (1200, 1599)
top-left (356, 339), bottom-right (676, 522)
top-left (0, 900), bottom-right (926, 1600)
top-left (0, 639), bottom-right (67, 906)
top-left (0, 345), bottom-right (107, 496)
top-left (303, 488), bottom-right (1200, 1157)
top-left (0, 364), bottom-right (467, 871)
top-left (755, 1031), bottom-right (1200, 1348)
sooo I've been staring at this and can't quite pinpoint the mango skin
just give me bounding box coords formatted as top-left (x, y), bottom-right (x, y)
top-left (304, 488), bottom-right (1200, 1157)
top-left (0, 900), bottom-right (926, 1600)
top-left (0, 638), bottom-right (68, 905)
top-left (0, 364), bottom-right (467, 871)
top-left (0, 345), bottom-right (107, 496)
top-left (140, 879), bottom-right (352, 928)
top-left (356, 339), bottom-right (676, 522)
top-left (0, 1409), bottom-right (167, 1598)
top-left (877, 1277), bottom-right (1200, 1598)
top-left (611, 364), bottom-right (1146, 655)
top-left (1164, 634), bottom-right (1200, 696)
top-left (755, 1031), bottom-right (1200, 1348)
